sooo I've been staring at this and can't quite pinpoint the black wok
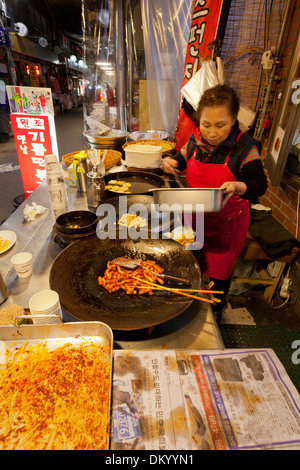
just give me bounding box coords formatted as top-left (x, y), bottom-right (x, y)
top-left (96, 194), bottom-right (174, 234)
top-left (49, 235), bottom-right (201, 330)
top-left (104, 171), bottom-right (165, 197)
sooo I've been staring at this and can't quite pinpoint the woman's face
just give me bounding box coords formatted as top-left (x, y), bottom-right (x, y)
top-left (199, 105), bottom-right (236, 146)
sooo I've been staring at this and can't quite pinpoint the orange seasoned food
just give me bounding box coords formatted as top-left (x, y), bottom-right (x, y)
top-left (98, 258), bottom-right (165, 295)
top-left (0, 341), bottom-right (111, 450)
top-left (0, 237), bottom-right (10, 253)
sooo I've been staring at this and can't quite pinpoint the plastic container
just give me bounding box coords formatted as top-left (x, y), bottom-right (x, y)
top-left (124, 144), bottom-right (163, 169)
top-left (45, 154), bottom-right (69, 218)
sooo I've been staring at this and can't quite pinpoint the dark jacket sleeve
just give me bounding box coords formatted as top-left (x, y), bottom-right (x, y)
top-left (171, 151), bottom-right (187, 172)
top-left (171, 136), bottom-right (197, 173)
top-left (239, 160), bottom-right (268, 203)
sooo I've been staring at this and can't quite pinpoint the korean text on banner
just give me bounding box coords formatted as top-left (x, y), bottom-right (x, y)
top-left (7, 85), bottom-right (58, 196)
top-left (182, 0), bottom-right (223, 87)
top-left (175, 0), bottom-right (224, 151)
top-left (10, 114), bottom-right (58, 196)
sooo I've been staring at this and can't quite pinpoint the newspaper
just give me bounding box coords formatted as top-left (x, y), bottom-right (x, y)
top-left (110, 349), bottom-right (300, 450)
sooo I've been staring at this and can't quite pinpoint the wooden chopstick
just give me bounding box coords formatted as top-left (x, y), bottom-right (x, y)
top-left (133, 277), bottom-right (215, 304)
top-left (135, 285), bottom-right (223, 294)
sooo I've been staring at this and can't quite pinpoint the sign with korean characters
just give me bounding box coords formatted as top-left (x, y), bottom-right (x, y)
top-left (182, 0), bottom-right (224, 87)
top-left (174, 0), bottom-right (225, 151)
top-left (10, 114), bottom-right (59, 196)
top-left (7, 86), bottom-right (58, 196)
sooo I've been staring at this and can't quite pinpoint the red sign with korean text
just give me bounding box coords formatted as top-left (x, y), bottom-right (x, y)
top-left (175, 0), bottom-right (224, 151)
top-left (10, 114), bottom-right (56, 196)
top-left (182, 0), bottom-right (224, 87)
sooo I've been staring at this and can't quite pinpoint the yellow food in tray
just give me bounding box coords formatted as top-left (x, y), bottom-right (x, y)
top-left (0, 341), bottom-right (111, 450)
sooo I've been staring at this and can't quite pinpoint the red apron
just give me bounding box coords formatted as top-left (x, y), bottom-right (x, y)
top-left (185, 134), bottom-right (250, 280)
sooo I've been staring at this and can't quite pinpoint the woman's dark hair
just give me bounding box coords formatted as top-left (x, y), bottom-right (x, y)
top-left (197, 84), bottom-right (240, 120)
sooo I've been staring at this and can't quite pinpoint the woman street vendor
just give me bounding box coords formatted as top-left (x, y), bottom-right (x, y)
top-left (163, 85), bottom-right (267, 324)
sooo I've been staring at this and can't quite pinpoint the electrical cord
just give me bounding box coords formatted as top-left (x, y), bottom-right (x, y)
top-left (270, 266), bottom-right (298, 310)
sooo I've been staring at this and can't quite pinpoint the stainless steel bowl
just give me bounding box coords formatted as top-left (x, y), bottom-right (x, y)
top-left (84, 130), bottom-right (129, 149)
top-left (129, 130), bottom-right (169, 141)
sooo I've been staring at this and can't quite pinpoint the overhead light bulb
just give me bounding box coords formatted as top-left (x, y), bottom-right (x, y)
top-left (96, 62), bottom-right (112, 66)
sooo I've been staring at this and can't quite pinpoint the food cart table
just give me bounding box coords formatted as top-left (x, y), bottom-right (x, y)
top-left (0, 181), bottom-right (224, 350)
top-left (1, 183), bottom-right (300, 452)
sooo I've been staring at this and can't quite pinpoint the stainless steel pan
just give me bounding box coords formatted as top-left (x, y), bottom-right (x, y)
top-left (104, 171), bottom-right (166, 197)
top-left (151, 188), bottom-right (225, 213)
top-left (0, 320), bottom-right (113, 450)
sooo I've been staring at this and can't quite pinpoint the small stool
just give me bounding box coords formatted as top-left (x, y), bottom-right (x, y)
top-left (232, 233), bottom-right (300, 303)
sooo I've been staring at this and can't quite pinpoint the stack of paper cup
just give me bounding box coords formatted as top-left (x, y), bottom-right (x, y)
top-left (29, 290), bottom-right (62, 324)
top-left (45, 154), bottom-right (68, 218)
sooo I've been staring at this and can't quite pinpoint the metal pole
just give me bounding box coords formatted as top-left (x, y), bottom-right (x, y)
top-left (126, 0), bottom-right (133, 132)
top-left (114, 0), bottom-right (127, 130)
top-left (4, 48), bottom-right (17, 85)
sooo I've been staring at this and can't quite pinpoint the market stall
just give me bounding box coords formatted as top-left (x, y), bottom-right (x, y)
top-left (1, 0), bottom-right (300, 453)
top-left (0, 179), bottom-right (300, 451)
top-left (0, 181), bottom-right (223, 349)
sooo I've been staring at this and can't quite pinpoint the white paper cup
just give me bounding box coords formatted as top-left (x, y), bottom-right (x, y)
top-left (10, 252), bottom-right (33, 278)
top-left (29, 290), bottom-right (62, 324)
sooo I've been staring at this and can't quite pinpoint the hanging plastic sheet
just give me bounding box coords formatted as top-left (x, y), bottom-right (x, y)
top-left (141, 0), bottom-right (191, 135)
top-left (82, 0), bottom-right (128, 135)
top-left (82, 0), bottom-right (191, 138)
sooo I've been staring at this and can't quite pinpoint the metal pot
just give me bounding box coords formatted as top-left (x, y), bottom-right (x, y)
top-left (87, 170), bottom-right (105, 208)
top-left (55, 210), bottom-right (98, 235)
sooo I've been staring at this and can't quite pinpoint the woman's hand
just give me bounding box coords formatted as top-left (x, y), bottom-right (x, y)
top-left (221, 181), bottom-right (247, 206)
top-left (162, 157), bottom-right (179, 174)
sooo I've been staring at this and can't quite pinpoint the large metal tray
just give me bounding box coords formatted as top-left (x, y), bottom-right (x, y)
top-left (151, 188), bottom-right (225, 213)
top-left (0, 320), bottom-right (113, 450)
top-left (0, 319), bottom-right (113, 346)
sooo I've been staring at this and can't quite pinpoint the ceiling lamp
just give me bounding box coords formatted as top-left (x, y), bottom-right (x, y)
top-left (14, 22), bottom-right (28, 37)
top-left (38, 37), bottom-right (48, 47)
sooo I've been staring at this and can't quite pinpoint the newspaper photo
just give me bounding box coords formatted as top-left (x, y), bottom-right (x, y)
top-left (111, 349), bottom-right (300, 450)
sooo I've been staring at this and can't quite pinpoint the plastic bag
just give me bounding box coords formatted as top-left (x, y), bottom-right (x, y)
top-left (86, 115), bottom-right (111, 136)
top-left (181, 59), bottom-right (220, 111)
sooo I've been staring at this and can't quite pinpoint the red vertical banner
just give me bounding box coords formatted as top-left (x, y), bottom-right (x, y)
top-left (10, 114), bottom-right (57, 196)
top-left (175, 0), bottom-right (225, 151)
top-left (7, 85), bottom-right (58, 197)
top-left (182, 0), bottom-right (224, 87)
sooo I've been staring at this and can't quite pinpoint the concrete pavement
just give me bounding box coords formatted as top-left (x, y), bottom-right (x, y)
top-left (0, 106), bottom-right (88, 224)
